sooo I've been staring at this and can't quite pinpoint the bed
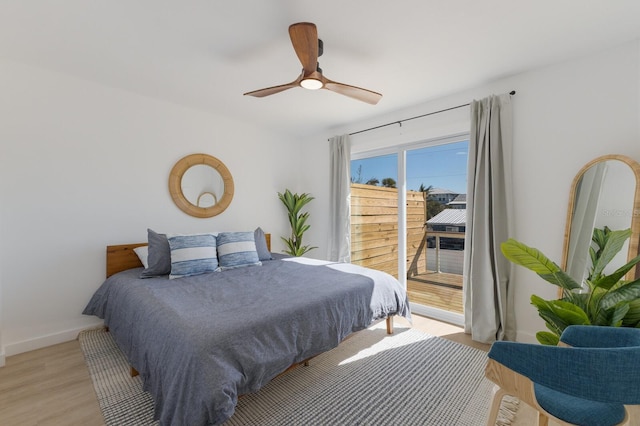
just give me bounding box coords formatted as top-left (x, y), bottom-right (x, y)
top-left (83, 232), bottom-right (411, 425)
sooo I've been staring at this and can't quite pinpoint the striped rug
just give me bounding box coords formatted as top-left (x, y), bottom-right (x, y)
top-left (79, 323), bottom-right (518, 425)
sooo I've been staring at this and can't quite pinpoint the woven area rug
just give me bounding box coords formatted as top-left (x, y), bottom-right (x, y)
top-left (79, 323), bottom-right (518, 425)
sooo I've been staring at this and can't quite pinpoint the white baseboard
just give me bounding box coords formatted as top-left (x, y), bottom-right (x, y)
top-left (409, 302), bottom-right (464, 327)
top-left (4, 323), bottom-right (103, 357)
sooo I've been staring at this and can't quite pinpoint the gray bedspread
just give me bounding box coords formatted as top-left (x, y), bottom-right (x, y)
top-left (83, 256), bottom-right (411, 425)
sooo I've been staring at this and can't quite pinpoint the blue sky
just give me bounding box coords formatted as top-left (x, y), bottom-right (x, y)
top-left (351, 140), bottom-right (469, 193)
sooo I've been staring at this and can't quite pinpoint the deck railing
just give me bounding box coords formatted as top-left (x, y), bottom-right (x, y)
top-left (426, 231), bottom-right (465, 273)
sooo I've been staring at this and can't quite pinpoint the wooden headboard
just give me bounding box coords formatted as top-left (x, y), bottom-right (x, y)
top-left (106, 233), bottom-right (271, 278)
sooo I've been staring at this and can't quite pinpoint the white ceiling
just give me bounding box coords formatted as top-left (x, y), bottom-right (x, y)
top-left (2, 1), bottom-right (640, 137)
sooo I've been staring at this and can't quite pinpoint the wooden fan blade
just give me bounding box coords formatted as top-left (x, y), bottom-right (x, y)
top-left (244, 75), bottom-right (302, 98)
top-left (288, 22), bottom-right (318, 74)
top-left (323, 78), bottom-right (383, 105)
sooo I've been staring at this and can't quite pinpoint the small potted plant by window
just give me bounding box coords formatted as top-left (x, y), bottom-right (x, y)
top-left (278, 189), bottom-right (317, 257)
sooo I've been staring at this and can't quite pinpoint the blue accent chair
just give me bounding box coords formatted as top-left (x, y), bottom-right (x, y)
top-left (485, 325), bottom-right (640, 426)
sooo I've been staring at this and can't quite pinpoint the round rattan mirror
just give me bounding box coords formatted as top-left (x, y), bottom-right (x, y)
top-left (169, 153), bottom-right (234, 218)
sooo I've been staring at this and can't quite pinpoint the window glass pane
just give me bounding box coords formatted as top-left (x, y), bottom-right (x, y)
top-left (406, 140), bottom-right (468, 315)
top-left (350, 153), bottom-right (398, 277)
top-left (406, 141), bottom-right (468, 196)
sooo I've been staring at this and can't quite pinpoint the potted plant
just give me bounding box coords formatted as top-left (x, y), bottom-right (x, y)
top-left (278, 189), bottom-right (317, 257)
top-left (501, 227), bottom-right (640, 345)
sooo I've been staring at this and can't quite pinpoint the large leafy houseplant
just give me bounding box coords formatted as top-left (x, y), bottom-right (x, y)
top-left (278, 189), bottom-right (317, 257)
top-left (501, 227), bottom-right (640, 345)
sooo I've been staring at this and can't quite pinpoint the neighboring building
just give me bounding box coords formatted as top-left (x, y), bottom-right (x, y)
top-left (427, 188), bottom-right (459, 205)
top-left (447, 194), bottom-right (466, 209)
top-left (427, 209), bottom-right (466, 232)
top-left (426, 208), bottom-right (466, 250)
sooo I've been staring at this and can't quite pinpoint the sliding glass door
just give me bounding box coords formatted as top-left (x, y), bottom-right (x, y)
top-left (351, 136), bottom-right (468, 325)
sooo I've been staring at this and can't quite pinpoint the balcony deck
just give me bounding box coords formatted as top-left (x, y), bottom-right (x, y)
top-left (407, 270), bottom-right (463, 314)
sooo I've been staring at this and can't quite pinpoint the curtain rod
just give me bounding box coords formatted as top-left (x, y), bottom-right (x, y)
top-left (346, 90), bottom-right (516, 137)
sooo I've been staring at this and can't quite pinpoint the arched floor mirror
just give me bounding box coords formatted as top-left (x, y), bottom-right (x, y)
top-left (562, 154), bottom-right (640, 291)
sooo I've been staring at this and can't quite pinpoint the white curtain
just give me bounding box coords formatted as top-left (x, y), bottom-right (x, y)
top-left (327, 134), bottom-right (352, 262)
top-left (463, 94), bottom-right (515, 343)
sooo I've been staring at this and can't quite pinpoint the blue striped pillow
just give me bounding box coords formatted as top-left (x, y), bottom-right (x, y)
top-left (167, 233), bottom-right (219, 279)
top-left (217, 231), bottom-right (262, 270)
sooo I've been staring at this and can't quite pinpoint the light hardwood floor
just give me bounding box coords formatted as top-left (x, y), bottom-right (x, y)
top-left (2, 315), bottom-right (630, 426)
top-left (0, 336), bottom-right (103, 425)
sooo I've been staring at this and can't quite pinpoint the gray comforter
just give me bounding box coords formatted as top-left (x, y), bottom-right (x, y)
top-left (83, 256), bottom-right (411, 425)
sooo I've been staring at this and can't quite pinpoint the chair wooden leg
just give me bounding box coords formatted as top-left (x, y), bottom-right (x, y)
top-left (618, 407), bottom-right (631, 426)
top-left (486, 385), bottom-right (507, 426)
top-left (538, 412), bottom-right (549, 426)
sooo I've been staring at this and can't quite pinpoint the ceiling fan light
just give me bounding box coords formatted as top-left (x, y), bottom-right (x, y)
top-left (300, 78), bottom-right (323, 90)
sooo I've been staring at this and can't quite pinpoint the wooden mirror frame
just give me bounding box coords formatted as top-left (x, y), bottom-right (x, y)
top-left (168, 153), bottom-right (234, 218)
top-left (561, 154), bottom-right (640, 294)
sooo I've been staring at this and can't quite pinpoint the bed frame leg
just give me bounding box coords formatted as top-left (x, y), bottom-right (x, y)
top-left (130, 366), bottom-right (139, 377)
top-left (386, 316), bottom-right (394, 334)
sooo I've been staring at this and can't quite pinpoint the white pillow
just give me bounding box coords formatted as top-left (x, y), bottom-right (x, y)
top-left (133, 246), bottom-right (149, 269)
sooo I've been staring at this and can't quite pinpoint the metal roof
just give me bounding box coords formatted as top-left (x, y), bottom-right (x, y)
top-left (428, 188), bottom-right (458, 195)
top-left (427, 209), bottom-right (467, 225)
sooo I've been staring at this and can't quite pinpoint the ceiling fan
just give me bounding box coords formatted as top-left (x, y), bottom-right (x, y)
top-left (243, 22), bottom-right (382, 105)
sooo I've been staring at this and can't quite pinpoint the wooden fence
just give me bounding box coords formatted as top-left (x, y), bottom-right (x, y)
top-left (350, 183), bottom-right (427, 278)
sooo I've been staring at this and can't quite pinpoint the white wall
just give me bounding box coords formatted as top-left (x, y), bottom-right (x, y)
top-left (0, 60), bottom-right (308, 356)
top-left (307, 39), bottom-right (640, 342)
